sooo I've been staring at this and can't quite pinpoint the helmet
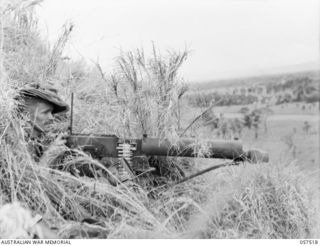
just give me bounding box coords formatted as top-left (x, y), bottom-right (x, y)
top-left (18, 84), bottom-right (69, 114)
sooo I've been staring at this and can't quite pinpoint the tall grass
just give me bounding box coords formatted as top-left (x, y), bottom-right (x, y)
top-left (0, 0), bottom-right (318, 239)
top-left (185, 162), bottom-right (319, 238)
top-left (78, 44), bottom-right (189, 140)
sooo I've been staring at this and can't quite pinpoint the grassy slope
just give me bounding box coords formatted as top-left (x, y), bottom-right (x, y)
top-left (185, 161), bottom-right (320, 238)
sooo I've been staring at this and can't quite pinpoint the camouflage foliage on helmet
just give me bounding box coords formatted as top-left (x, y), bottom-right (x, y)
top-left (18, 84), bottom-right (69, 114)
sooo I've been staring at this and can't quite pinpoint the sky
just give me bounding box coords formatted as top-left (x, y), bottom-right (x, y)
top-left (36, 0), bottom-right (319, 82)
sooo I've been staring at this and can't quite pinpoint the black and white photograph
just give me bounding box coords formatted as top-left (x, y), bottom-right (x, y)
top-left (0, 0), bottom-right (319, 241)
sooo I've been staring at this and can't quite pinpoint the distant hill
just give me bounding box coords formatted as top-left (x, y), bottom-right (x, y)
top-left (189, 69), bottom-right (319, 91)
top-left (257, 61), bottom-right (319, 75)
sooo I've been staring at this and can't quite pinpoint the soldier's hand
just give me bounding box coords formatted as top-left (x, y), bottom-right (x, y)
top-left (51, 132), bottom-right (68, 147)
top-left (46, 132), bottom-right (68, 152)
top-left (40, 132), bottom-right (68, 167)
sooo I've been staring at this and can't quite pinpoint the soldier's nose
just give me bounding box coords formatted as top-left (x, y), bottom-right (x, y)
top-left (48, 113), bottom-right (54, 121)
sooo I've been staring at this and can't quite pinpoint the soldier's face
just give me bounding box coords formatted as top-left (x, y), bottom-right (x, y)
top-left (27, 100), bottom-right (54, 131)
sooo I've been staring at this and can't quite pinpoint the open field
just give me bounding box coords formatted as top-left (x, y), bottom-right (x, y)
top-left (181, 102), bottom-right (319, 168)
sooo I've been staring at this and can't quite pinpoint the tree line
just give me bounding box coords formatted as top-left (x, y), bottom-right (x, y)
top-left (187, 76), bottom-right (319, 107)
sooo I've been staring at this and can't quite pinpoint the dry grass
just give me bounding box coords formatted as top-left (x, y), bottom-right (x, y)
top-left (0, 0), bottom-right (318, 239)
top-left (184, 162), bottom-right (319, 238)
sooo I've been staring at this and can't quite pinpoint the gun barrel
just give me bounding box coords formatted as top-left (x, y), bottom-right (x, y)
top-left (244, 149), bottom-right (269, 163)
top-left (140, 138), bottom-right (244, 160)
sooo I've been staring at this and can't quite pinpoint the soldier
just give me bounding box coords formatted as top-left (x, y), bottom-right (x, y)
top-left (12, 83), bottom-right (69, 238)
top-left (11, 83), bottom-right (135, 237)
top-left (16, 83), bottom-right (130, 180)
top-left (16, 83), bottom-right (69, 164)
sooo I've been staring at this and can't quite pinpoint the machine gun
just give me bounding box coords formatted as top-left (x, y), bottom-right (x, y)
top-left (66, 134), bottom-right (268, 183)
top-left (66, 94), bottom-right (269, 184)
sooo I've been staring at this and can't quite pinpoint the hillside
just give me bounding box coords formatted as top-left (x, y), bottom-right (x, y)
top-left (189, 70), bottom-right (319, 91)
